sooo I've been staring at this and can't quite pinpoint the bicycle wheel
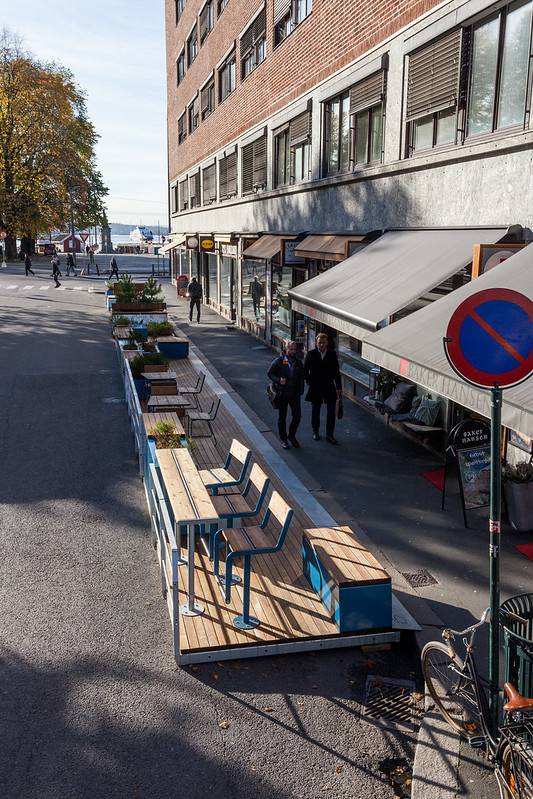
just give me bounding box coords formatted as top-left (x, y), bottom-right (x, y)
top-left (497, 744), bottom-right (518, 799)
top-left (422, 641), bottom-right (483, 738)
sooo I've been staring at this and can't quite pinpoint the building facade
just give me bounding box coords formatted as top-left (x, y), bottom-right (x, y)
top-left (165, 0), bottom-right (533, 443)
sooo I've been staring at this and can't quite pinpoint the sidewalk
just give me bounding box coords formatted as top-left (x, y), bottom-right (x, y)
top-left (164, 290), bottom-right (531, 798)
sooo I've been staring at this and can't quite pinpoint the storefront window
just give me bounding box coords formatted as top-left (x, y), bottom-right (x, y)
top-left (207, 253), bottom-right (218, 303)
top-left (272, 262), bottom-right (293, 343)
top-left (220, 256), bottom-right (234, 308)
top-left (190, 250), bottom-right (199, 281)
top-left (242, 258), bottom-right (266, 333)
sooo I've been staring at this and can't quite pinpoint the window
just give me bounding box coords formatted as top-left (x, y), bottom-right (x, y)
top-left (188, 96), bottom-right (199, 132)
top-left (200, 0), bottom-right (214, 44)
top-left (171, 185), bottom-right (179, 214)
top-left (406, 29), bottom-right (462, 153)
top-left (274, 0), bottom-right (312, 45)
top-left (201, 78), bottom-right (215, 120)
top-left (467, 0), bottom-right (532, 136)
top-left (179, 178), bottom-right (188, 211)
top-left (325, 92), bottom-right (350, 174)
top-left (189, 172), bottom-right (201, 208)
top-left (241, 133), bottom-right (267, 194)
top-left (187, 24), bottom-right (198, 66)
top-left (202, 162), bottom-right (217, 204)
top-left (176, 0), bottom-right (185, 23)
top-left (353, 104), bottom-right (383, 164)
top-left (219, 50), bottom-right (236, 102)
top-left (177, 50), bottom-right (186, 85)
top-left (274, 109), bottom-right (312, 187)
top-left (219, 150), bottom-right (238, 199)
top-left (241, 8), bottom-right (266, 79)
top-left (217, 0), bottom-right (229, 14)
top-left (178, 112), bottom-right (187, 144)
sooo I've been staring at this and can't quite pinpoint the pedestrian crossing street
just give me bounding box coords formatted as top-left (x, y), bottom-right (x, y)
top-left (1, 282), bottom-right (100, 293)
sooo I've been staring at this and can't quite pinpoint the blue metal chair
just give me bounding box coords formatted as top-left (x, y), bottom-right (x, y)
top-left (199, 439), bottom-right (251, 495)
top-left (212, 491), bottom-right (294, 630)
top-left (205, 464), bottom-right (270, 560)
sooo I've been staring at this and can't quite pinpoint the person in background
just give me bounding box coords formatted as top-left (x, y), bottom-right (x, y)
top-left (24, 253), bottom-right (35, 276)
top-left (65, 252), bottom-right (76, 276)
top-left (85, 244), bottom-right (90, 257)
top-left (51, 255), bottom-right (61, 288)
top-left (304, 332), bottom-right (342, 444)
top-left (251, 275), bottom-right (262, 319)
top-left (187, 276), bottom-right (203, 323)
top-left (109, 256), bottom-right (119, 280)
top-left (267, 340), bottom-right (305, 450)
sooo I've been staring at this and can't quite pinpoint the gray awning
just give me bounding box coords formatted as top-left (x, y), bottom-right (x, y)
top-left (242, 234), bottom-right (295, 260)
top-left (288, 228), bottom-right (506, 340)
top-left (159, 234), bottom-right (186, 254)
top-left (294, 234), bottom-right (366, 261)
top-left (362, 243), bottom-right (533, 436)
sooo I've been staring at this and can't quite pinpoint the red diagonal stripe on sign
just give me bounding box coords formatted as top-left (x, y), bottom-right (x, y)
top-left (469, 309), bottom-right (526, 365)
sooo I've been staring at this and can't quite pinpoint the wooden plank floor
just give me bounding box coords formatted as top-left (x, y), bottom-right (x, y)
top-left (154, 355), bottom-right (389, 656)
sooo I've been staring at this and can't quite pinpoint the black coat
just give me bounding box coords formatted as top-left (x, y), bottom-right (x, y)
top-left (303, 349), bottom-right (342, 403)
top-left (268, 354), bottom-right (305, 400)
top-left (188, 280), bottom-right (203, 300)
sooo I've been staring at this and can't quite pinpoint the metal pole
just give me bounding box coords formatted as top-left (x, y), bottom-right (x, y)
top-left (69, 188), bottom-right (76, 265)
top-left (489, 385), bottom-right (502, 734)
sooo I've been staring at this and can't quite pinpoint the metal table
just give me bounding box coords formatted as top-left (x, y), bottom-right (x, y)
top-left (157, 448), bottom-right (220, 616)
top-left (141, 371), bottom-right (178, 383)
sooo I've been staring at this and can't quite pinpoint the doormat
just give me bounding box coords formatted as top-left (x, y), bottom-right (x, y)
top-left (422, 468), bottom-right (445, 492)
top-left (515, 542), bottom-right (533, 561)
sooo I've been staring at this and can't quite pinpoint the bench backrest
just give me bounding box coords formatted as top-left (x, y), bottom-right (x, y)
top-left (144, 364), bottom-right (169, 373)
top-left (151, 384), bottom-right (178, 396)
top-left (224, 438), bottom-right (251, 482)
top-left (242, 464), bottom-right (270, 512)
top-left (261, 490), bottom-right (293, 550)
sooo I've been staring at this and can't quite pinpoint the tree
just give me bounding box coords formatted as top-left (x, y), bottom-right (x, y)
top-left (0, 30), bottom-right (108, 259)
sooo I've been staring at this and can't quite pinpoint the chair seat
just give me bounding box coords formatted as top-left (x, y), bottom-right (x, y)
top-left (199, 467), bottom-right (234, 486)
top-left (212, 493), bottom-right (252, 518)
top-left (188, 410), bottom-right (211, 421)
top-left (179, 385), bottom-right (199, 393)
top-left (223, 526), bottom-right (274, 553)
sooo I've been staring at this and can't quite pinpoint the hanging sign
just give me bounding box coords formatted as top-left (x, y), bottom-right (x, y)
top-left (186, 235), bottom-right (199, 250)
top-left (200, 235), bottom-right (215, 252)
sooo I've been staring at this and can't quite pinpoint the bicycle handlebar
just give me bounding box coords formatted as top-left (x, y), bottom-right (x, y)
top-left (445, 607), bottom-right (527, 639)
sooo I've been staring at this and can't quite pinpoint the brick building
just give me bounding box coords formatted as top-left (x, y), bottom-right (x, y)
top-left (165, 0), bottom-right (533, 442)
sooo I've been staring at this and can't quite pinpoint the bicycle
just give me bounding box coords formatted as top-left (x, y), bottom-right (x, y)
top-left (421, 607), bottom-right (533, 799)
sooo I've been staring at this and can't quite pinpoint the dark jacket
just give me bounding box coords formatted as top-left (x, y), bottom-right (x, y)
top-left (188, 279), bottom-right (203, 300)
top-left (303, 348), bottom-right (342, 403)
top-left (268, 354), bottom-right (305, 400)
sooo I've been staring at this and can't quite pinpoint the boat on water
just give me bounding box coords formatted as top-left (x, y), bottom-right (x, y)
top-left (130, 225), bottom-right (154, 243)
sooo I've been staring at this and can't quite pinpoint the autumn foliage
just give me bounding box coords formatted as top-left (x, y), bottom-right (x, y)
top-left (0, 31), bottom-right (108, 258)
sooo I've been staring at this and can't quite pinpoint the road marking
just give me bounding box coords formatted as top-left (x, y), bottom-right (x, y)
top-left (21, 285), bottom-right (34, 290)
top-left (6, 285), bottom-right (18, 290)
top-left (39, 286), bottom-right (50, 291)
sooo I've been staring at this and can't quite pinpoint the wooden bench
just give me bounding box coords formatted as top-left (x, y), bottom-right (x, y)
top-left (143, 412), bottom-right (185, 438)
top-left (302, 526), bottom-right (392, 633)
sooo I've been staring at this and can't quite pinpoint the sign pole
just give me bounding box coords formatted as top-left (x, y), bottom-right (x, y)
top-left (489, 385), bottom-right (502, 734)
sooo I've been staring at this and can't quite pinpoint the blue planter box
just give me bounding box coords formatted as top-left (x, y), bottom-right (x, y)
top-left (157, 338), bottom-right (189, 359)
top-left (302, 534), bottom-right (392, 633)
top-left (133, 378), bottom-right (145, 400)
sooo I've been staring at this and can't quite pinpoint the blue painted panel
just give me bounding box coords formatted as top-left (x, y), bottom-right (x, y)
top-left (158, 340), bottom-right (189, 359)
top-left (133, 378), bottom-right (145, 400)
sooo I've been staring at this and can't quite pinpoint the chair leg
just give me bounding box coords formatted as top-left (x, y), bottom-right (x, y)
top-left (233, 555), bottom-right (260, 630)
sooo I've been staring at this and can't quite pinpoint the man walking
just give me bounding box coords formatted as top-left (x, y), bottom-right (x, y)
top-left (268, 341), bottom-right (305, 450)
top-left (24, 253), bottom-right (35, 276)
top-left (304, 332), bottom-right (342, 444)
top-left (109, 256), bottom-right (119, 280)
top-left (51, 255), bottom-right (62, 288)
top-left (65, 252), bottom-right (76, 276)
top-left (187, 276), bottom-right (203, 323)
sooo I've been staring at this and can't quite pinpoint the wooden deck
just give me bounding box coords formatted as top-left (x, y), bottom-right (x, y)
top-left (148, 355), bottom-right (398, 661)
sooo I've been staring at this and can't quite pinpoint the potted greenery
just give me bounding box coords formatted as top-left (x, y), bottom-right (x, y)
top-left (147, 321), bottom-right (175, 338)
top-left (112, 273), bottom-right (167, 315)
top-left (503, 461), bottom-right (533, 531)
top-left (149, 421), bottom-right (190, 449)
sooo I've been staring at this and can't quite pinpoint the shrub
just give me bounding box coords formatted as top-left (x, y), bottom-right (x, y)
top-left (149, 421), bottom-right (188, 449)
top-left (147, 321), bottom-right (174, 338)
top-left (114, 316), bottom-right (130, 326)
top-left (114, 273), bottom-right (140, 303)
top-left (129, 352), bottom-right (167, 379)
top-left (140, 276), bottom-right (164, 303)
top-left (503, 461), bottom-right (533, 483)
top-left (142, 341), bottom-right (157, 353)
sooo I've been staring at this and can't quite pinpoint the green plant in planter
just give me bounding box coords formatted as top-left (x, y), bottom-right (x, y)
top-left (114, 316), bottom-right (131, 326)
top-left (142, 341), bottom-right (157, 353)
top-left (149, 421), bottom-right (190, 449)
top-left (129, 352), bottom-right (168, 378)
top-left (140, 276), bottom-right (164, 303)
top-left (131, 328), bottom-right (146, 343)
top-left (503, 461), bottom-right (533, 483)
top-left (114, 273), bottom-right (140, 303)
top-left (147, 321), bottom-right (174, 338)
top-left (123, 342), bottom-right (138, 351)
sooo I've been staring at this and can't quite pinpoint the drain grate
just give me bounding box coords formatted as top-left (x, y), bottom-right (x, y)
top-left (402, 568), bottom-right (438, 588)
top-left (364, 676), bottom-right (423, 729)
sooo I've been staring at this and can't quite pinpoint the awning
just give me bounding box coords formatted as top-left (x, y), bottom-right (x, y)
top-left (289, 228), bottom-right (505, 341)
top-left (159, 234), bottom-right (186, 255)
top-left (362, 243), bottom-right (533, 436)
top-left (242, 234), bottom-right (295, 260)
top-left (294, 234), bottom-right (366, 261)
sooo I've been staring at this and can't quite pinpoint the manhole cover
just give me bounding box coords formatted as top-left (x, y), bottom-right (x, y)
top-left (402, 568), bottom-right (438, 588)
top-left (364, 676), bottom-right (423, 729)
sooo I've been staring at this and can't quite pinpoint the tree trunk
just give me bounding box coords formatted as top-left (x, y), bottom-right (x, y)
top-left (20, 236), bottom-right (35, 255)
top-left (5, 235), bottom-right (17, 260)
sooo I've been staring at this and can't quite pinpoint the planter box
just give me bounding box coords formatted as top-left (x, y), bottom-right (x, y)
top-left (505, 481), bottom-right (533, 531)
top-left (133, 378), bottom-right (145, 400)
top-left (157, 337), bottom-right (189, 359)
top-left (112, 302), bottom-right (167, 313)
top-left (112, 311), bottom-right (168, 325)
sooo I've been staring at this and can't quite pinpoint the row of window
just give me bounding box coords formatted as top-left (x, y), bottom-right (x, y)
top-left (176, 0), bottom-right (313, 137)
top-left (174, 0), bottom-right (533, 209)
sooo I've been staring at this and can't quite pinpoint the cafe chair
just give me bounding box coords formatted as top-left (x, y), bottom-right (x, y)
top-left (186, 396), bottom-right (221, 440)
top-left (199, 439), bottom-right (251, 495)
top-left (212, 491), bottom-right (294, 630)
top-left (178, 372), bottom-right (205, 409)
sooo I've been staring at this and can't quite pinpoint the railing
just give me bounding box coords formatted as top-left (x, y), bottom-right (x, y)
top-left (123, 358), bottom-right (146, 478)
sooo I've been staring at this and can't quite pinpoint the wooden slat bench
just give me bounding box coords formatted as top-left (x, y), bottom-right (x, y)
top-left (302, 526), bottom-right (392, 633)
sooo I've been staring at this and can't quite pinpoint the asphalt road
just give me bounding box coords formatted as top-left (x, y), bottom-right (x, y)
top-left (0, 269), bottom-right (419, 799)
